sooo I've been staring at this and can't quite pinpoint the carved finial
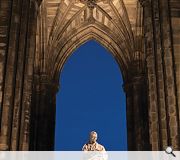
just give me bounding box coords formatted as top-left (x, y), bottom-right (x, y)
top-left (80, 0), bottom-right (97, 9)
top-left (87, 0), bottom-right (97, 9)
top-left (80, 0), bottom-right (97, 23)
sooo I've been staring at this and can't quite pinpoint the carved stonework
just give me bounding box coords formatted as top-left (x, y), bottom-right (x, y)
top-left (0, 0), bottom-right (180, 151)
top-left (86, 0), bottom-right (97, 9)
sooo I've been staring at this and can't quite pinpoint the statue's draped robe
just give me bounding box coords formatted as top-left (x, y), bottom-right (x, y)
top-left (82, 142), bottom-right (105, 151)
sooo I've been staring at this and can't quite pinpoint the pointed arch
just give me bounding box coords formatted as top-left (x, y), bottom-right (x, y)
top-left (42, 0), bottom-right (143, 83)
top-left (30, 0), bottom-right (151, 151)
top-left (49, 25), bottom-right (129, 83)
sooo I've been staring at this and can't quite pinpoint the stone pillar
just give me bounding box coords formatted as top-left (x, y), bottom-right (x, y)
top-left (141, 0), bottom-right (161, 150)
top-left (124, 82), bottom-right (135, 150)
top-left (170, 0), bottom-right (180, 145)
top-left (29, 74), bottom-right (58, 151)
top-left (142, 0), bottom-right (180, 150)
top-left (133, 75), bottom-right (150, 150)
top-left (0, 0), bottom-right (24, 150)
top-left (0, 0), bottom-right (12, 127)
top-left (0, 0), bottom-right (39, 150)
top-left (124, 74), bottom-right (150, 150)
top-left (19, 1), bottom-right (39, 150)
top-left (159, 0), bottom-right (180, 150)
top-left (151, 0), bottom-right (169, 150)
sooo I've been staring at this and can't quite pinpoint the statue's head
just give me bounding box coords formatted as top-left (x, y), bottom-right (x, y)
top-left (89, 131), bottom-right (97, 143)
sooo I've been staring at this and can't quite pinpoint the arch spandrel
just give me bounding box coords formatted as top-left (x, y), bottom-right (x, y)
top-left (51, 26), bottom-right (129, 83)
top-left (45, 0), bottom-right (139, 42)
top-left (47, 20), bottom-right (132, 77)
top-left (41, 0), bottom-right (143, 83)
top-left (39, 0), bottom-right (142, 53)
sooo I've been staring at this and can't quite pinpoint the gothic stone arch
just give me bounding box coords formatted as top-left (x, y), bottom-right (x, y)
top-left (0, 0), bottom-right (179, 151)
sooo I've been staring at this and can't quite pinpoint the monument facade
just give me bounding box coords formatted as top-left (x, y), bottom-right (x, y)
top-left (0, 0), bottom-right (179, 151)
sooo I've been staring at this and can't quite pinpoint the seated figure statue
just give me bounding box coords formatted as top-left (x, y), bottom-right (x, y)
top-left (82, 131), bottom-right (106, 151)
top-left (82, 131), bottom-right (107, 160)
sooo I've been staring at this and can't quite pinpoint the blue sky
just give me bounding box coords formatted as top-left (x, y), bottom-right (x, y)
top-left (55, 40), bottom-right (127, 151)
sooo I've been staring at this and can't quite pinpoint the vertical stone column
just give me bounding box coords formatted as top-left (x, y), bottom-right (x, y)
top-left (0, 0), bottom-right (24, 150)
top-left (133, 75), bottom-right (150, 150)
top-left (151, 0), bottom-right (169, 149)
top-left (124, 74), bottom-right (150, 150)
top-left (124, 82), bottom-right (135, 150)
top-left (0, 0), bottom-right (39, 150)
top-left (0, 0), bottom-right (12, 126)
top-left (142, 0), bottom-right (180, 150)
top-left (18, 0), bottom-right (39, 150)
top-left (30, 74), bottom-right (58, 151)
top-left (170, 0), bottom-right (180, 144)
top-left (158, 0), bottom-right (180, 150)
top-left (142, 0), bottom-right (161, 150)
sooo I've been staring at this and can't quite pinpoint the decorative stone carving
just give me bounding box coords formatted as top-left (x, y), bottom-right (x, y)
top-left (87, 0), bottom-right (97, 9)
